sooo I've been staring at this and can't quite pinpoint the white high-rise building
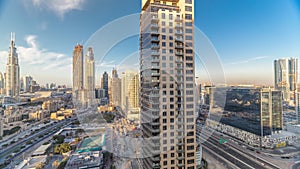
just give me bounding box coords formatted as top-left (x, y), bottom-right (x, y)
top-left (5, 33), bottom-right (20, 99)
top-left (0, 119), bottom-right (3, 138)
top-left (274, 57), bottom-right (298, 103)
top-left (84, 47), bottom-right (95, 106)
top-left (72, 44), bottom-right (84, 106)
top-left (23, 75), bottom-right (33, 93)
top-left (111, 68), bottom-right (121, 107)
top-left (121, 71), bottom-right (140, 119)
top-left (0, 72), bottom-right (5, 94)
top-left (140, 0), bottom-right (197, 168)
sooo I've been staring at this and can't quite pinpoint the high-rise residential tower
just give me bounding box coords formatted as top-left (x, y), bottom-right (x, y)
top-left (296, 92), bottom-right (300, 124)
top-left (112, 68), bottom-right (118, 78)
top-left (121, 71), bottom-right (140, 119)
top-left (274, 57), bottom-right (298, 103)
top-left (6, 33), bottom-right (20, 99)
top-left (23, 75), bottom-right (33, 93)
top-left (111, 68), bottom-right (121, 107)
top-left (84, 47), bottom-right (95, 106)
top-left (72, 44), bottom-right (84, 105)
top-left (0, 119), bottom-right (3, 138)
top-left (101, 71), bottom-right (109, 100)
top-left (140, 0), bottom-right (197, 168)
top-left (0, 72), bottom-right (5, 93)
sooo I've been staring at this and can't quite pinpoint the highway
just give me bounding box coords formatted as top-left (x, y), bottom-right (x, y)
top-left (0, 118), bottom-right (76, 166)
top-left (202, 145), bottom-right (237, 169)
top-left (201, 129), bottom-right (281, 169)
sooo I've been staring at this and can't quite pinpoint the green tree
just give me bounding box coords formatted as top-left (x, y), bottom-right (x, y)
top-left (52, 160), bottom-right (60, 168)
top-left (35, 162), bottom-right (44, 169)
top-left (54, 143), bottom-right (71, 154)
top-left (53, 135), bottom-right (65, 144)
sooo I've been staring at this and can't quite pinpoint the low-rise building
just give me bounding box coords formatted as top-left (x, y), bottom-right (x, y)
top-left (42, 100), bottom-right (60, 112)
top-left (29, 110), bottom-right (50, 120)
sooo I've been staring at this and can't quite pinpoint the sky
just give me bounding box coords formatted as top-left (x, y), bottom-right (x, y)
top-left (0, 0), bottom-right (299, 86)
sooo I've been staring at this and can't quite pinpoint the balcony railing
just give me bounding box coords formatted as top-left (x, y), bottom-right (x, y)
top-left (151, 72), bottom-right (160, 76)
top-left (151, 51), bottom-right (160, 56)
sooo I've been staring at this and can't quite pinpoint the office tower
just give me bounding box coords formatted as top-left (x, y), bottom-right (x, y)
top-left (6, 32), bottom-right (20, 99)
top-left (84, 47), bottom-right (95, 106)
top-left (296, 92), bottom-right (300, 124)
top-left (112, 68), bottom-right (118, 78)
top-left (128, 73), bottom-right (139, 110)
top-left (210, 87), bottom-right (283, 136)
top-left (0, 119), bottom-right (3, 138)
top-left (95, 88), bottom-right (106, 99)
top-left (111, 68), bottom-right (121, 107)
top-left (101, 71), bottom-right (109, 100)
top-left (140, 0), bottom-right (196, 168)
top-left (23, 75), bottom-right (33, 93)
top-left (72, 44), bottom-right (84, 104)
top-left (121, 71), bottom-right (140, 119)
top-left (0, 72), bottom-right (5, 92)
top-left (274, 58), bottom-right (298, 103)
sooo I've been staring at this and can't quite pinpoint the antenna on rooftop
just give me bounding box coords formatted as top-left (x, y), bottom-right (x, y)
top-left (10, 32), bottom-right (16, 42)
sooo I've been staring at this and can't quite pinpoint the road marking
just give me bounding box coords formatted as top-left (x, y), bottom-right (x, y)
top-left (201, 138), bottom-right (256, 169)
top-left (201, 130), bottom-right (281, 169)
top-left (203, 145), bottom-right (239, 169)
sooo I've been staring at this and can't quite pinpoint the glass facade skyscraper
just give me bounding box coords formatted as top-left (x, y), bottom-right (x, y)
top-left (274, 58), bottom-right (298, 103)
top-left (210, 87), bottom-right (283, 136)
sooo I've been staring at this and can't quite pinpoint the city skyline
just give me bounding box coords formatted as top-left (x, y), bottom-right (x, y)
top-left (0, 0), bottom-right (299, 85)
top-left (1, 1), bottom-right (300, 168)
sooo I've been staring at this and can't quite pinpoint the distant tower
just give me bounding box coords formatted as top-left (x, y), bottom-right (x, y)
top-left (72, 44), bottom-right (84, 105)
top-left (0, 72), bottom-right (5, 90)
top-left (0, 119), bottom-right (3, 138)
top-left (84, 47), bottom-right (95, 106)
top-left (112, 68), bottom-right (118, 78)
top-left (274, 57), bottom-right (298, 103)
top-left (23, 75), bottom-right (33, 93)
top-left (111, 68), bottom-right (121, 107)
top-left (101, 71), bottom-right (109, 100)
top-left (121, 71), bottom-right (140, 119)
top-left (5, 32), bottom-right (20, 99)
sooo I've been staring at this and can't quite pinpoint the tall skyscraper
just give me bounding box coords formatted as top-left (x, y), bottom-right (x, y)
top-left (121, 71), bottom-right (140, 119)
top-left (274, 57), bottom-right (298, 103)
top-left (111, 68), bottom-right (121, 107)
top-left (6, 33), bottom-right (20, 99)
top-left (23, 75), bottom-right (33, 93)
top-left (0, 119), bottom-right (3, 138)
top-left (112, 68), bottom-right (118, 78)
top-left (296, 92), bottom-right (300, 124)
top-left (84, 47), bottom-right (95, 106)
top-left (128, 73), bottom-right (139, 111)
top-left (72, 44), bottom-right (84, 105)
top-left (0, 72), bottom-right (5, 94)
top-left (140, 0), bottom-right (197, 168)
top-left (101, 71), bottom-right (109, 100)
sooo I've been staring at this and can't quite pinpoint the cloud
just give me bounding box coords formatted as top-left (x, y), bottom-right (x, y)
top-left (12, 35), bottom-right (71, 69)
top-left (0, 51), bottom-right (7, 65)
top-left (96, 60), bottom-right (116, 68)
top-left (229, 56), bottom-right (270, 65)
top-left (30, 0), bottom-right (86, 18)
